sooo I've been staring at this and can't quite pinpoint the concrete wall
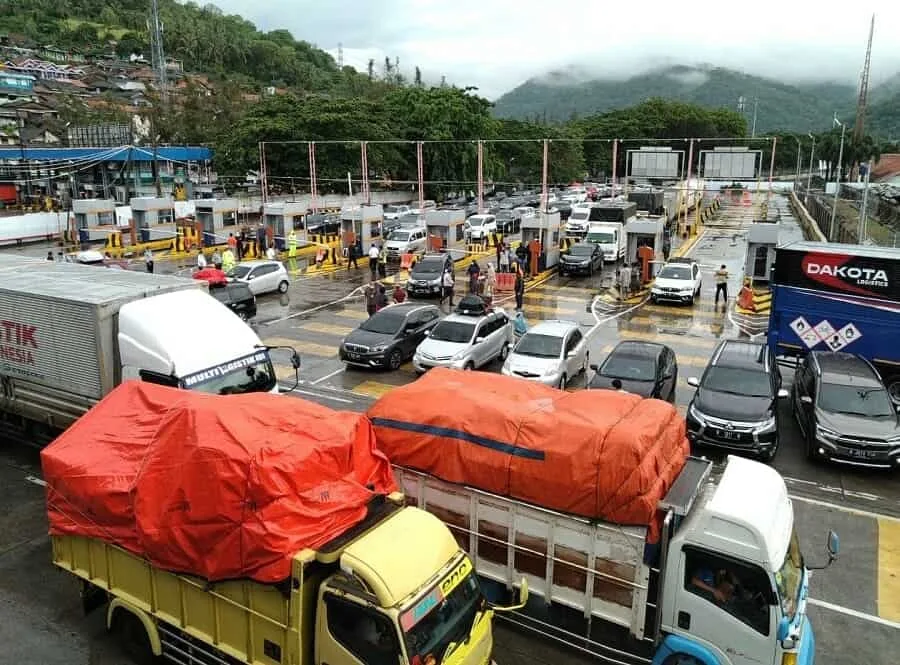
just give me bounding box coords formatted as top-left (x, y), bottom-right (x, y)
top-left (788, 192), bottom-right (827, 242)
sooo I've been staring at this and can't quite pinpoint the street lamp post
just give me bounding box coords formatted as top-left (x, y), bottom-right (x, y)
top-left (792, 136), bottom-right (802, 191)
top-left (805, 133), bottom-right (816, 204)
top-left (858, 162), bottom-right (871, 243)
top-left (828, 115), bottom-right (846, 242)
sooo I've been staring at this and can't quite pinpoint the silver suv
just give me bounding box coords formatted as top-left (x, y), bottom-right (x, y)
top-left (413, 309), bottom-right (514, 373)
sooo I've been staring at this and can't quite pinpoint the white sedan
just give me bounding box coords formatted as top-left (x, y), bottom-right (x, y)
top-left (228, 260), bottom-right (290, 295)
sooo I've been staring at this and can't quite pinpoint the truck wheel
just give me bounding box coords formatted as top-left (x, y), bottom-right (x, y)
top-left (558, 374), bottom-right (567, 389)
top-left (112, 610), bottom-right (156, 665)
top-left (663, 656), bottom-right (702, 665)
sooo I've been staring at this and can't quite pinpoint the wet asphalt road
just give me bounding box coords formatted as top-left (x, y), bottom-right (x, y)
top-left (1, 192), bottom-right (898, 664)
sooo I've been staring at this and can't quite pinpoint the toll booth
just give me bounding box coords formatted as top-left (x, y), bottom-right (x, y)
top-left (74, 198), bottom-right (117, 244)
top-left (425, 209), bottom-right (466, 253)
top-left (522, 211), bottom-right (561, 271)
top-left (625, 216), bottom-right (665, 279)
top-left (744, 221), bottom-right (779, 284)
top-left (340, 205), bottom-right (384, 250)
top-left (131, 196), bottom-right (175, 242)
top-left (195, 198), bottom-right (238, 246)
top-left (263, 202), bottom-right (308, 250)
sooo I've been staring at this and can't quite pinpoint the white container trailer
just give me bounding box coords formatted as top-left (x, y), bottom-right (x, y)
top-left (0, 255), bottom-right (282, 440)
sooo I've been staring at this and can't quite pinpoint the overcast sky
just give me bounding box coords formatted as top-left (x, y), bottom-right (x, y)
top-left (208, 0), bottom-right (900, 99)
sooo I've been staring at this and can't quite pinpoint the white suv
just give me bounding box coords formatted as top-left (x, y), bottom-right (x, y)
top-left (651, 258), bottom-right (702, 305)
top-left (384, 226), bottom-right (427, 258)
top-left (414, 309), bottom-right (514, 373)
top-left (465, 214), bottom-right (497, 241)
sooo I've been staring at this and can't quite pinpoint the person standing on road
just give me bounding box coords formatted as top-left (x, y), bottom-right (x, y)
top-left (378, 244), bottom-right (388, 278)
top-left (499, 243), bottom-right (510, 273)
top-left (467, 260), bottom-right (481, 294)
top-left (483, 263), bottom-right (496, 307)
top-left (211, 249), bottom-right (222, 270)
top-left (374, 283), bottom-right (388, 312)
top-left (392, 283), bottom-right (407, 304)
top-left (222, 247), bottom-right (235, 273)
top-left (144, 248), bottom-right (154, 274)
top-left (440, 269), bottom-right (455, 307)
top-left (347, 242), bottom-right (359, 270)
top-left (287, 229), bottom-right (297, 259)
top-left (514, 266), bottom-right (525, 310)
top-left (715, 264), bottom-right (729, 305)
top-left (266, 245), bottom-right (276, 260)
top-left (196, 252), bottom-right (207, 270)
top-left (368, 243), bottom-right (379, 280)
top-left (363, 282), bottom-right (376, 316)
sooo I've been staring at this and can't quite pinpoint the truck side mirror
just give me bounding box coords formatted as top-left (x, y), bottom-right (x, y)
top-left (290, 351), bottom-right (301, 370)
top-left (686, 377), bottom-right (700, 387)
top-left (491, 578), bottom-right (529, 613)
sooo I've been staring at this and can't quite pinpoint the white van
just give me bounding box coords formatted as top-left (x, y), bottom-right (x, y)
top-left (586, 222), bottom-right (627, 262)
top-left (385, 226), bottom-right (427, 258)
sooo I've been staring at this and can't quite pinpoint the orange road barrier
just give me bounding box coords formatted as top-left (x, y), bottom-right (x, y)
top-left (400, 253), bottom-right (416, 270)
top-left (496, 272), bottom-right (516, 292)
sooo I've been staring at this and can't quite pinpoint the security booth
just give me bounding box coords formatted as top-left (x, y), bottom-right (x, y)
top-left (130, 196), bottom-right (175, 242)
top-left (627, 188), bottom-right (666, 216)
top-left (425, 209), bottom-right (466, 254)
top-left (340, 205), bottom-right (384, 250)
top-left (263, 202), bottom-right (308, 250)
top-left (74, 198), bottom-right (117, 244)
top-left (625, 216), bottom-right (666, 281)
top-left (744, 221), bottom-right (780, 285)
top-left (195, 198), bottom-right (238, 246)
top-left (522, 210), bottom-right (561, 271)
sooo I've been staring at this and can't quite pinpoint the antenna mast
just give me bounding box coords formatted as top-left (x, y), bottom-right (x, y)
top-left (149, 0), bottom-right (168, 103)
top-left (854, 14), bottom-right (874, 142)
top-left (337, 43), bottom-right (344, 69)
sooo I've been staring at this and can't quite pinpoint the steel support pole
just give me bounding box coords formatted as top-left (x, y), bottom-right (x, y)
top-left (258, 142), bottom-right (268, 206)
top-left (805, 136), bottom-right (815, 205)
top-left (308, 141), bottom-right (318, 213)
top-left (829, 124), bottom-right (845, 242)
top-left (610, 139), bottom-right (618, 191)
top-left (541, 139), bottom-right (549, 212)
top-left (684, 139), bottom-right (694, 232)
top-left (858, 165), bottom-right (871, 243)
top-left (476, 140), bottom-right (484, 214)
top-left (416, 141), bottom-right (424, 212)
top-left (360, 141), bottom-right (370, 205)
top-left (793, 137), bottom-right (801, 192)
top-left (767, 136), bottom-right (777, 203)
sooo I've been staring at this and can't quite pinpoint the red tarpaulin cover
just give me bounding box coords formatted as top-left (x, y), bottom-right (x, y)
top-left (41, 382), bottom-right (397, 582)
top-left (367, 368), bottom-right (689, 542)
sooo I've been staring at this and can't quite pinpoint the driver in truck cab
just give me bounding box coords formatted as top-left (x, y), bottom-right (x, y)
top-left (691, 566), bottom-right (738, 604)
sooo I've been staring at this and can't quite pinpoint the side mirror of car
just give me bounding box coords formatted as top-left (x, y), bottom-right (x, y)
top-left (475, 336), bottom-right (486, 344)
top-left (800, 395), bottom-right (813, 405)
top-left (424, 330), bottom-right (431, 337)
top-left (566, 350), bottom-right (577, 359)
top-left (686, 377), bottom-right (700, 387)
top-left (777, 388), bottom-right (789, 399)
top-left (589, 363), bottom-right (599, 372)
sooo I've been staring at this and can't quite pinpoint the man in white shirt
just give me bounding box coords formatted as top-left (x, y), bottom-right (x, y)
top-left (440, 270), bottom-right (455, 307)
top-left (368, 244), bottom-right (379, 280)
top-left (266, 245), bottom-right (276, 260)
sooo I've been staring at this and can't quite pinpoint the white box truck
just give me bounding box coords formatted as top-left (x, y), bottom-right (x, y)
top-left (0, 255), bottom-right (294, 442)
top-left (395, 455), bottom-right (837, 665)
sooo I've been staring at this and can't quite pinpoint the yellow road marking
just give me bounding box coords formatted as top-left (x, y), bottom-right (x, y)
top-left (627, 313), bottom-right (726, 327)
top-left (610, 329), bottom-right (718, 350)
top-left (643, 304), bottom-right (727, 318)
top-left (274, 364), bottom-right (299, 381)
top-left (533, 284), bottom-right (597, 294)
top-left (525, 292), bottom-right (587, 304)
top-left (299, 322), bottom-right (354, 336)
top-left (332, 308), bottom-right (369, 320)
top-left (352, 381), bottom-right (397, 398)
top-left (263, 337), bottom-right (337, 358)
top-left (878, 518), bottom-right (900, 622)
top-left (523, 303), bottom-right (581, 316)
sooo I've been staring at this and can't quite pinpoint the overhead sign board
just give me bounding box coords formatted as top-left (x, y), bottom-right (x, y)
top-left (627, 148), bottom-right (682, 179)
top-left (700, 150), bottom-right (760, 180)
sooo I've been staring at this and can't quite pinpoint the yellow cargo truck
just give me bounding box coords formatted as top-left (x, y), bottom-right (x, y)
top-left (51, 494), bottom-right (527, 665)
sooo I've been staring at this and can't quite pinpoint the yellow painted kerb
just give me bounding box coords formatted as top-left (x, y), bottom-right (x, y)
top-left (878, 518), bottom-right (900, 622)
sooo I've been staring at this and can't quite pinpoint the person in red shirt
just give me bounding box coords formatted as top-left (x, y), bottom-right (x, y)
top-left (393, 284), bottom-right (407, 303)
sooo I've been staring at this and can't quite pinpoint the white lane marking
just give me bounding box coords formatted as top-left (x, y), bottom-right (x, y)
top-left (310, 367), bottom-right (345, 385)
top-left (25, 475), bottom-right (46, 487)
top-left (806, 597), bottom-right (900, 631)
top-left (788, 494), bottom-right (900, 524)
top-left (590, 294), bottom-right (649, 332)
top-left (291, 387), bottom-right (354, 404)
top-left (265, 285), bottom-right (366, 325)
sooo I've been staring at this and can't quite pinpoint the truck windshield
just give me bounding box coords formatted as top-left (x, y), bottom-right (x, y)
top-left (775, 528), bottom-right (804, 621)
top-left (588, 231), bottom-right (615, 244)
top-left (180, 351), bottom-right (277, 394)
top-left (402, 572), bottom-right (481, 665)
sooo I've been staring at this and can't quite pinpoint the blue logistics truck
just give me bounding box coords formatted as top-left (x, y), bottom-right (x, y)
top-left (768, 240), bottom-right (900, 399)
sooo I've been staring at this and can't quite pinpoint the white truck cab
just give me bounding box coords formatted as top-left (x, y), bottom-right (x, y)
top-left (119, 289), bottom-right (280, 395)
top-left (586, 222), bottom-right (627, 261)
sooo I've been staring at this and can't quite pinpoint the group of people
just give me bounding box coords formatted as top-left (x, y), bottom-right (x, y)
top-left (493, 236), bottom-right (533, 276)
top-left (363, 280), bottom-right (407, 315)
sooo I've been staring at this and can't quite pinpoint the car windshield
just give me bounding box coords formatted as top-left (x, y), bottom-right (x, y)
top-left (588, 231), bottom-right (616, 244)
top-left (388, 231), bottom-right (410, 241)
top-left (774, 528), bottom-right (804, 622)
top-left (360, 312), bottom-right (405, 335)
top-left (703, 366), bottom-right (771, 398)
top-left (385, 205), bottom-right (401, 213)
top-left (229, 265), bottom-right (252, 279)
top-left (569, 244), bottom-right (595, 256)
top-left (819, 382), bottom-right (895, 417)
top-left (181, 351), bottom-right (277, 395)
top-left (658, 266), bottom-right (692, 280)
top-left (516, 333), bottom-right (563, 359)
top-left (414, 261), bottom-right (444, 275)
top-left (430, 321), bottom-right (476, 344)
top-left (402, 568), bottom-right (482, 665)
top-left (601, 353), bottom-right (657, 381)
top-left (570, 211), bottom-right (589, 221)
top-left (468, 218), bottom-right (484, 226)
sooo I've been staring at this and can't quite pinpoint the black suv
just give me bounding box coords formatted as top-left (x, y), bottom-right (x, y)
top-left (793, 351), bottom-right (900, 467)
top-left (407, 253), bottom-right (453, 297)
top-left (339, 302), bottom-right (441, 370)
top-left (210, 282), bottom-right (257, 320)
top-left (685, 340), bottom-right (787, 462)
